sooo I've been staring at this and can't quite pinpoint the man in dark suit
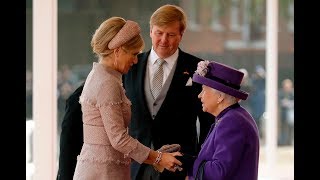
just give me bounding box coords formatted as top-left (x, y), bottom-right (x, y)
top-left (56, 83), bottom-right (84, 180)
top-left (123, 4), bottom-right (214, 180)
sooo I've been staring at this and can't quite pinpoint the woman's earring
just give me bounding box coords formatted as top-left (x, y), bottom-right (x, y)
top-left (113, 48), bottom-right (119, 67)
top-left (114, 59), bottom-right (118, 67)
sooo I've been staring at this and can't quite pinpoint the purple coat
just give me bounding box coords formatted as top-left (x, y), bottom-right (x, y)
top-left (189, 103), bottom-right (260, 180)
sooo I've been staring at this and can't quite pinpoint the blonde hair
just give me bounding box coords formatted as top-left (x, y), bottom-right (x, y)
top-left (91, 17), bottom-right (144, 58)
top-left (150, 4), bottom-right (187, 34)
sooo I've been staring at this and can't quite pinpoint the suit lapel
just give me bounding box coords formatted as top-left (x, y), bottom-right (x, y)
top-left (167, 49), bottom-right (193, 93)
top-left (155, 49), bottom-right (194, 117)
top-left (139, 49), bottom-right (195, 119)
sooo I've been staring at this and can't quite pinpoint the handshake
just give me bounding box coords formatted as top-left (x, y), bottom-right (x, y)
top-left (153, 144), bottom-right (196, 173)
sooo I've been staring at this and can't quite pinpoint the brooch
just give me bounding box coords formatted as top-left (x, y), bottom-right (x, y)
top-left (183, 71), bottom-right (190, 75)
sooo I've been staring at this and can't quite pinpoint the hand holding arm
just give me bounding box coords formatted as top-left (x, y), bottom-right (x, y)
top-left (144, 150), bottom-right (183, 172)
top-left (153, 144), bottom-right (182, 172)
top-left (158, 151), bottom-right (183, 172)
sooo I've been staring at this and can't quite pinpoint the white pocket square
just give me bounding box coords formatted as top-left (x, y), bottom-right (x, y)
top-left (186, 77), bottom-right (193, 86)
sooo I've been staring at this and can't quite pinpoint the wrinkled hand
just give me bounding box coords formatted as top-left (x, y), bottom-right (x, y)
top-left (157, 144), bottom-right (181, 153)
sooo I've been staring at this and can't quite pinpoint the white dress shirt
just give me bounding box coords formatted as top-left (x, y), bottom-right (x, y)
top-left (148, 47), bottom-right (179, 88)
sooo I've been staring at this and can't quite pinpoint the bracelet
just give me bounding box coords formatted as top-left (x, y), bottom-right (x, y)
top-left (153, 150), bottom-right (162, 165)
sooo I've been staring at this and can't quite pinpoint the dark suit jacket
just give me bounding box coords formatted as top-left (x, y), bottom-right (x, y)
top-left (123, 49), bottom-right (214, 180)
top-left (56, 83), bottom-right (84, 180)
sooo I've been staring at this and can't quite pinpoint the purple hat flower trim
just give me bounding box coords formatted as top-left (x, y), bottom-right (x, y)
top-left (193, 60), bottom-right (249, 100)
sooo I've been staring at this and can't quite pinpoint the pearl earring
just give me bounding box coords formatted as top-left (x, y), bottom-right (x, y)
top-left (114, 59), bottom-right (118, 67)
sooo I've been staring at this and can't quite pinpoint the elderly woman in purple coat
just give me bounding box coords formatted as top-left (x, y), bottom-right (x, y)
top-left (186, 60), bottom-right (260, 180)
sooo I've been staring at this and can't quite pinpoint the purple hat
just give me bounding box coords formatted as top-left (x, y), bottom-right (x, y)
top-left (192, 60), bottom-right (249, 100)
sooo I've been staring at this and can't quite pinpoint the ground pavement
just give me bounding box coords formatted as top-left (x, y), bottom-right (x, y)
top-left (258, 146), bottom-right (294, 180)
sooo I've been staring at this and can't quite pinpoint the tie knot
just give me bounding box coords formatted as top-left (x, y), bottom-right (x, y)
top-left (156, 58), bottom-right (165, 66)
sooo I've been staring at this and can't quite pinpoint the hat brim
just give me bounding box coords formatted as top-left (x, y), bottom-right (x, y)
top-left (193, 74), bottom-right (249, 100)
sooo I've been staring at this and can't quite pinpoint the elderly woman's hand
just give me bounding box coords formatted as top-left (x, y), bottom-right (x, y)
top-left (157, 144), bottom-right (181, 153)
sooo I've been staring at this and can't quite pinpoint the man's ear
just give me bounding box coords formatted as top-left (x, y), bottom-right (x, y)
top-left (150, 25), bottom-right (153, 37)
top-left (180, 31), bottom-right (184, 37)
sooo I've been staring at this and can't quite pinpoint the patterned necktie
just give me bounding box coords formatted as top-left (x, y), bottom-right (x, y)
top-left (151, 58), bottom-right (165, 99)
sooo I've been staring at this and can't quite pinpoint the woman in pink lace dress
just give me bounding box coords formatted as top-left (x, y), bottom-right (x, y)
top-left (73, 17), bottom-right (182, 180)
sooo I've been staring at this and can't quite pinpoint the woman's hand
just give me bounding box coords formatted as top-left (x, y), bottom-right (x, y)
top-left (158, 151), bottom-right (183, 172)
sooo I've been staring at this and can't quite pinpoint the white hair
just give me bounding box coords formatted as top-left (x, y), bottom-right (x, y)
top-left (211, 88), bottom-right (238, 104)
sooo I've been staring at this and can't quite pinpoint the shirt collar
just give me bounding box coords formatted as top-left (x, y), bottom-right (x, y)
top-left (149, 47), bottom-right (179, 68)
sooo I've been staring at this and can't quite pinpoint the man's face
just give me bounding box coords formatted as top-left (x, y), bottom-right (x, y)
top-left (150, 21), bottom-right (183, 59)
